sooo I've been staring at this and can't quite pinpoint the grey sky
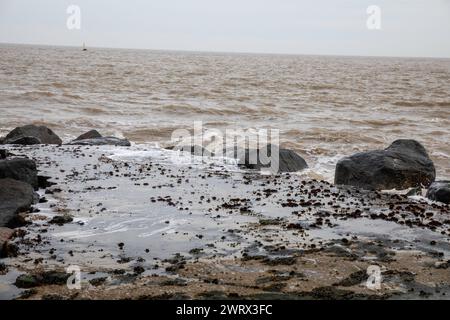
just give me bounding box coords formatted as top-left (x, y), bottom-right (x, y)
top-left (0, 0), bottom-right (449, 57)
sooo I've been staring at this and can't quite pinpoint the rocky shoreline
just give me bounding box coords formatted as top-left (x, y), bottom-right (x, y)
top-left (0, 125), bottom-right (449, 300)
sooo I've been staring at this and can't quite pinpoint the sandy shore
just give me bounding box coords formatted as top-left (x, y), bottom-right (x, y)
top-left (0, 144), bottom-right (449, 300)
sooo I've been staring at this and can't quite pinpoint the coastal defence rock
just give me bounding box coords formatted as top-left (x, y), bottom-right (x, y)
top-left (3, 125), bottom-right (62, 145)
top-left (426, 181), bottom-right (450, 204)
top-left (74, 129), bottom-right (102, 141)
top-left (0, 158), bottom-right (38, 189)
top-left (335, 139), bottom-right (436, 190)
top-left (0, 178), bottom-right (35, 227)
top-left (67, 136), bottom-right (131, 146)
top-left (237, 145), bottom-right (308, 173)
top-left (172, 144), bottom-right (308, 173)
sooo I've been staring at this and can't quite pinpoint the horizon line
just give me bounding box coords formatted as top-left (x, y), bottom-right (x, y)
top-left (1, 41), bottom-right (450, 60)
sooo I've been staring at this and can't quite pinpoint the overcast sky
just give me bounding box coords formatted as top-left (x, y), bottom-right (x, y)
top-left (0, 0), bottom-right (449, 57)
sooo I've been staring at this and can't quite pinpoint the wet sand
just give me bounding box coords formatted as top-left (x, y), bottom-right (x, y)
top-left (0, 144), bottom-right (449, 300)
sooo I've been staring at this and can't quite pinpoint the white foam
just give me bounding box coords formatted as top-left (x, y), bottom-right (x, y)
top-left (300, 154), bottom-right (344, 182)
top-left (106, 144), bottom-right (240, 172)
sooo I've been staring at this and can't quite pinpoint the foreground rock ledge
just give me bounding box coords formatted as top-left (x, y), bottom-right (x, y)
top-left (1, 144), bottom-right (449, 300)
top-left (335, 139), bottom-right (436, 190)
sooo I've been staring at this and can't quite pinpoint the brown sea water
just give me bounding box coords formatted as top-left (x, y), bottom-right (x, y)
top-left (1, 43), bottom-right (449, 180)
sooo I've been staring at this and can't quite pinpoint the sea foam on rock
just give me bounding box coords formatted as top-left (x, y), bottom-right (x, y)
top-left (3, 125), bottom-right (62, 145)
top-left (0, 178), bottom-right (35, 227)
top-left (335, 139), bottom-right (436, 190)
top-left (426, 181), bottom-right (450, 204)
top-left (0, 158), bottom-right (38, 189)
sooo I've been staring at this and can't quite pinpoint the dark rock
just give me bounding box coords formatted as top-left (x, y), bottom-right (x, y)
top-left (5, 136), bottom-right (42, 145)
top-left (67, 137), bottom-right (131, 146)
top-left (0, 150), bottom-right (15, 159)
top-left (0, 241), bottom-right (18, 258)
top-left (4, 125), bottom-right (62, 145)
top-left (15, 274), bottom-right (41, 288)
top-left (426, 181), bottom-right (450, 204)
top-left (237, 144), bottom-right (308, 173)
top-left (49, 215), bottom-right (73, 226)
top-left (7, 212), bottom-right (29, 229)
top-left (0, 262), bottom-right (7, 274)
top-left (38, 175), bottom-right (56, 189)
top-left (41, 271), bottom-right (70, 285)
top-left (335, 140), bottom-right (435, 190)
top-left (89, 277), bottom-right (107, 287)
top-left (74, 130), bottom-right (102, 141)
top-left (0, 158), bottom-right (38, 189)
top-left (334, 270), bottom-right (368, 287)
top-left (133, 266), bottom-right (145, 275)
top-left (0, 178), bottom-right (35, 227)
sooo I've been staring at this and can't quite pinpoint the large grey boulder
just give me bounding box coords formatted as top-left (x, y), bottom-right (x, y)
top-left (426, 181), bottom-right (450, 204)
top-left (67, 136), bottom-right (131, 146)
top-left (3, 125), bottom-right (62, 145)
top-left (335, 140), bottom-right (435, 190)
top-left (0, 158), bottom-right (38, 189)
top-left (0, 178), bottom-right (35, 227)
